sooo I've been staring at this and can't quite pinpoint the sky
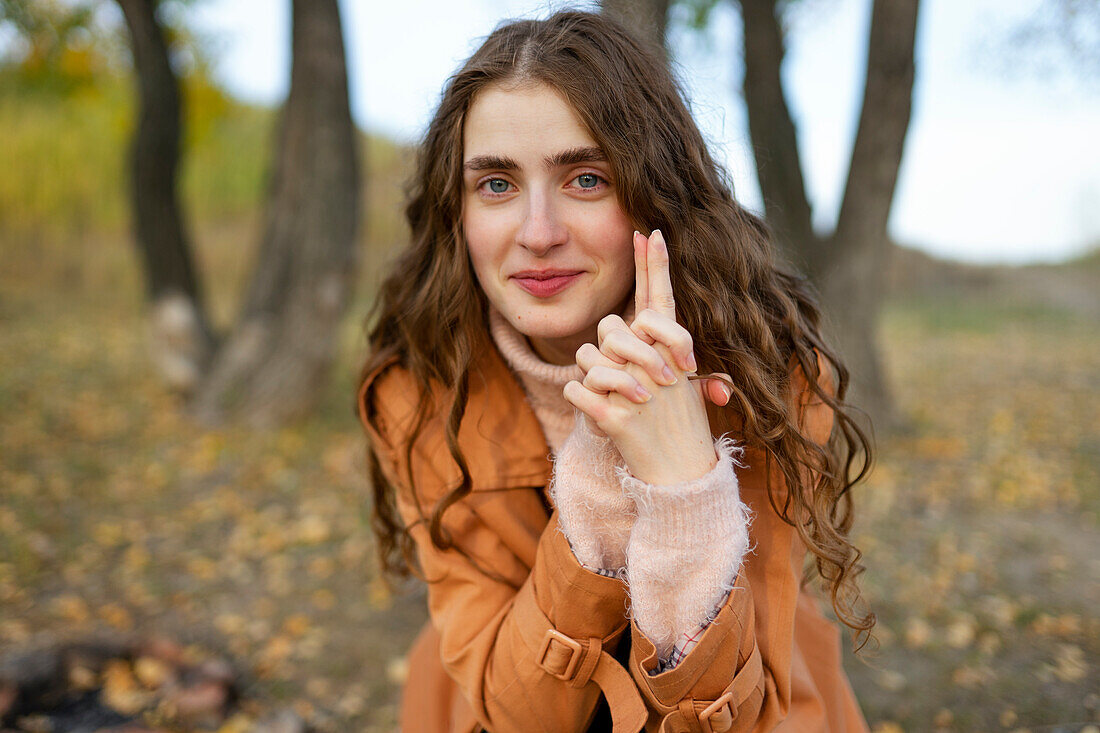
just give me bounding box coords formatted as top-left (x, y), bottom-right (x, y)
top-left (183, 0), bottom-right (1100, 265)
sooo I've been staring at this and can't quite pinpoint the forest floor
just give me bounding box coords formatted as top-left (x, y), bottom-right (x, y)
top-left (1, 228), bottom-right (1097, 732)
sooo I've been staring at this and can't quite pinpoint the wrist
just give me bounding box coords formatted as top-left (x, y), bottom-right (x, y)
top-left (620, 437), bottom-right (747, 526)
top-left (620, 438), bottom-right (718, 486)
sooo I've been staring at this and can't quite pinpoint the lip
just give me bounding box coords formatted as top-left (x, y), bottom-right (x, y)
top-left (510, 269), bottom-right (584, 297)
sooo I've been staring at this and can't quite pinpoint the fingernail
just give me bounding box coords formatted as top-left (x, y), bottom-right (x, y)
top-left (685, 352), bottom-right (698, 372)
top-left (722, 384), bottom-right (733, 405)
top-left (635, 384), bottom-right (652, 402)
top-left (662, 365), bottom-right (676, 384)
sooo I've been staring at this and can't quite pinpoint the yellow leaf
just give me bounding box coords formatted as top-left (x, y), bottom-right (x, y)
top-left (186, 555), bottom-right (219, 581)
top-left (133, 656), bottom-right (173, 689)
top-left (215, 613), bottom-right (247, 636)
top-left (871, 723), bottom-right (904, 733)
top-left (53, 594), bottom-right (90, 623)
top-left (98, 603), bottom-right (133, 631)
top-left (101, 660), bottom-right (151, 715)
top-left (1053, 644), bottom-right (1087, 683)
top-left (282, 613), bottom-right (311, 638)
top-left (386, 656), bottom-right (408, 684)
top-left (904, 617), bottom-right (933, 649)
top-left (311, 589), bottom-right (336, 611)
top-left (297, 514), bottom-right (330, 545)
top-left (369, 576), bottom-right (393, 610)
top-left (216, 713), bottom-right (254, 733)
top-left (307, 556), bottom-right (335, 579)
top-left (946, 616), bottom-right (976, 649)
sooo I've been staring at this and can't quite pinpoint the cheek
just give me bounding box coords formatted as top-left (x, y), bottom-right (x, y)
top-left (462, 209), bottom-right (507, 277)
top-left (592, 211), bottom-right (636, 281)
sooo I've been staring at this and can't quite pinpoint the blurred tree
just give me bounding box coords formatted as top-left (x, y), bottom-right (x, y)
top-left (189, 0), bottom-right (360, 426)
top-left (601, 0), bottom-right (670, 58)
top-left (110, 0), bottom-right (359, 425)
top-left (739, 0), bottom-right (919, 432)
top-left (115, 0), bottom-right (217, 385)
top-left (601, 0), bottom-right (919, 430)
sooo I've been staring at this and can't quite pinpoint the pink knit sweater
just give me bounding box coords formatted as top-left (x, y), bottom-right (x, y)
top-left (488, 308), bottom-right (753, 671)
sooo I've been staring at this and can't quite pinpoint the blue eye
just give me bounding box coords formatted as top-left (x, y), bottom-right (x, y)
top-left (576, 173), bottom-right (599, 189)
top-left (487, 179), bottom-right (510, 194)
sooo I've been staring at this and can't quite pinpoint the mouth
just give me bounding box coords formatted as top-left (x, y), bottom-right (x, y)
top-left (510, 269), bottom-right (584, 297)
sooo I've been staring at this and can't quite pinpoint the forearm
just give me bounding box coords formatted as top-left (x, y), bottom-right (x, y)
top-left (408, 502), bottom-right (641, 733)
top-left (620, 436), bottom-right (752, 662)
top-left (550, 415), bottom-right (635, 572)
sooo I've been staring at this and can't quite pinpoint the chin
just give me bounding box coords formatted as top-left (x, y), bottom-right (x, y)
top-left (507, 306), bottom-right (594, 341)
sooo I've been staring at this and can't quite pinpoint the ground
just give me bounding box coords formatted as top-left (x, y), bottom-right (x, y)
top-left (0, 228), bottom-right (1097, 732)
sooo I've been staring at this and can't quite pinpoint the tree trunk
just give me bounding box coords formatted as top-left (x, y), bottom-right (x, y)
top-left (740, 0), bottom-right (817, 275)
top-left (818, 0), bottom-right (919, 432)
top-left (116, 0), bottom-right (215, 391)
top-left (738, 0), bottom-right (920, 432)
top-left (602, 0), bottom-right (671, 60)
top-left (190, 0), bottom-right (360, 426)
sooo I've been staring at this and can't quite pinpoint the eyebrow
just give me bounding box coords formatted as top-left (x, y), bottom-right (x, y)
top-left (463, 146), bottom-right (607, 173)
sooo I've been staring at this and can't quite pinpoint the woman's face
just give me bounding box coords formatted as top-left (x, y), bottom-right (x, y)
top-left (461, 82), bottom-right (636, 366)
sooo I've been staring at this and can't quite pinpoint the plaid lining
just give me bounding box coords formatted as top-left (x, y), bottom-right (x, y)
top-left (653, 620), bottom-right (711, 673)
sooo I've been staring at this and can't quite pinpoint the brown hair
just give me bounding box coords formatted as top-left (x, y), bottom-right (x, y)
top-left (359, 10), bottom-right (875, 646)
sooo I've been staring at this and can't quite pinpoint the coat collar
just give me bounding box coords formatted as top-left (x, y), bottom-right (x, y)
top-left (358, 338), bottom-right (554, 494)
top-left (461, 341), bottom-right (555, 489)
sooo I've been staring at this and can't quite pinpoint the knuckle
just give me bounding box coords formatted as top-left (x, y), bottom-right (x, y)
top-left (598, 314), bottom-right (624, 333)
top-left (576, 342), bottom-right (599, 364)
top-left (605, 329), bottom-right (629, 347)
top-left (602, 330), bottom-right (633, 355)
top-left (644, 343), bottom-right (665, 366)
top-left (563, 380), bottom-right (585, 403)
top-left (587, 365), bottom-right (610, 383)
top-left (675, 328), bottom-right (693, 352)
top-left (582, 370), bottom-right (604, 390)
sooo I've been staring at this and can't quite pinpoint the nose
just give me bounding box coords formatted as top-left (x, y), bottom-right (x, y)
top-left (516, 190), bottom-right (567, 256)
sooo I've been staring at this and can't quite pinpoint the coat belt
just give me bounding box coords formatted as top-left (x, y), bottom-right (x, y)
top-left (533, 627), bottom-right (648, 733)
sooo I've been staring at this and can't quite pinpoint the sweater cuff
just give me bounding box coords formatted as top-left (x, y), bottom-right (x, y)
top-left (619, 436), bottom-right (749, 537)
top-left (620, 437), bottom-right (753, 656)
top-left (551, 414), bottom-right (635, 572)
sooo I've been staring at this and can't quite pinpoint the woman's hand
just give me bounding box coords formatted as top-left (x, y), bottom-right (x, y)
top-left (564, 230), bottom-right (728, 486)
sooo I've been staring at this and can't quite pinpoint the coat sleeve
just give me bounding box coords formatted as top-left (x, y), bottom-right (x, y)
top-left (362, 364), bottom-right (649, 733)
top-left (623, 350), bottom-right (842, 733)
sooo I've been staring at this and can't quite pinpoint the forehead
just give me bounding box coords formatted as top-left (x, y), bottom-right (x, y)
top-left (463, 82), bottom-right (598, 161)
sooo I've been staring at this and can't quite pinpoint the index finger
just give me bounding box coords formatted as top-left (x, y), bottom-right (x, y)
top-left (647, 229), bottom-right (675, 319)
top-left (633, 230), bottom-right (649, 317)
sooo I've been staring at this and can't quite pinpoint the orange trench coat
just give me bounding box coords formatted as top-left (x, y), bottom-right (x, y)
top-left (358, 341), bottom-right (870, 733)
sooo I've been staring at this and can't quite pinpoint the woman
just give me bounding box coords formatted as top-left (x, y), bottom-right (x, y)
top-left (358, 11), bottom-right (875, 733)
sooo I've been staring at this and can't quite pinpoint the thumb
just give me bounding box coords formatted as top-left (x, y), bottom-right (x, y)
top-left (696, 372), bottom-right (734, 407)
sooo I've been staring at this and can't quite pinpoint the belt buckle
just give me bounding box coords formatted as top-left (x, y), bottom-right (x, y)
top-left (536, 628), bottom-right (583, 681)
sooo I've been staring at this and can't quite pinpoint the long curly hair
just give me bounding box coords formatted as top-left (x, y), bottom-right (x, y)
top-left (359, 10), bottom-right (875, 646)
